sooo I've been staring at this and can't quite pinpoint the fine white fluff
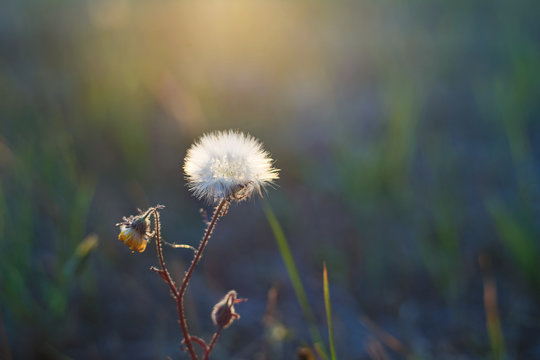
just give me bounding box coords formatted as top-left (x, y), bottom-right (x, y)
top-left (183, 130), bottom-right (279, 202)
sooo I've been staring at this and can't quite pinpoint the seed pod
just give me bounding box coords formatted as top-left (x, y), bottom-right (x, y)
top-left (211, 290), bottom-right (246, 329)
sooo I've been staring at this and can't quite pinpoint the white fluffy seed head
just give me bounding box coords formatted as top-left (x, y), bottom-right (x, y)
top-left (183, 130), bottom-right (279, 202)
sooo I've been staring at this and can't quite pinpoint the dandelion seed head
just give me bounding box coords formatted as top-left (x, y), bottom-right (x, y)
top-left (183, 130), bottom-right (279, 202)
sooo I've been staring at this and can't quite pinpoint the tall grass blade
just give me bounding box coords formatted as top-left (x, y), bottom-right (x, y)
top-left (487, 198), bottom-right (539, 285)
top-left (479, 255), bottom-right (506, 360)
top-left (323, 263), bottom-right (337, 360)
top-left (264, 202), bottom-right (329, 360)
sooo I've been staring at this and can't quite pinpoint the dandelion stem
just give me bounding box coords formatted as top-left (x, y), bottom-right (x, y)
top-left (153, 208), bottom-right (180, 299)
top-left (177, 198), bottom-right (229, 360)
top-left (204, 328), bottom-right (222, 360)
top-left (152, 207), bottom-right (199, 360)
top-left (188, 336), bottom-right (209, 354)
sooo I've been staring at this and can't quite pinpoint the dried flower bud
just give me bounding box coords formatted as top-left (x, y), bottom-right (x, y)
top-left (211, 290), bottom-right (246, 329)
top-left (116, 208), bottom-right (154, 253)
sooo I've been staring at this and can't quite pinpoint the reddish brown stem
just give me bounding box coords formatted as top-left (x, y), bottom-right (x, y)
top-left (177, 199), bottom-right (228, 360)
top-left (153, 209), bottom-right (180, 300)
top-left (204, 328), bottom-right (222, 360)
top-left (152, 200), bottom-right (228, 360)
top-left (186, 336), bottom-right (209, 353)
top-left (153, 208), bottom-right (198, 359)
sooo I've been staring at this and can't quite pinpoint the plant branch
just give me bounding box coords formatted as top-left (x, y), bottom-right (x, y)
top-left (153, 207), bottom-right (199, 359)
top-left (153, 209), bottom-right (180, 300)
top-left (204, 328), bottom-right (222, 360)
top-left (187, 336), bottom-right (209, 354)
top-left (176, 198), bottom-right (229, 360)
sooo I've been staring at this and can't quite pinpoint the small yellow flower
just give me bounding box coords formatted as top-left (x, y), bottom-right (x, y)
top-left (116, 209), bottom-right (153, 253)
top-left (118, 225), bottom-right (147, 252)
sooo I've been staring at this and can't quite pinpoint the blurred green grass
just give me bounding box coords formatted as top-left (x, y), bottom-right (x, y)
top-left (1, 0), bottom-right (539, 358)
top-left (264, 203), bottom-right (329, 360)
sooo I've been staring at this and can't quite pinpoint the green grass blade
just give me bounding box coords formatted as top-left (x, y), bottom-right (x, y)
top-left (487, 198), bottom-right (539, 285)
top-left (264, 202), bottom-right (329, 360)
top-left (323, 263), bottom-right (337, 360)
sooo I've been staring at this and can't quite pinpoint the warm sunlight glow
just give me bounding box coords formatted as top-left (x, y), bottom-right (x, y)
top-left (86, 0), bottom-right (336, 133)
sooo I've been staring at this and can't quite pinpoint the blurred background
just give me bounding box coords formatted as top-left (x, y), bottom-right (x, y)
top-left (1, 0), bottom-right (539, 359)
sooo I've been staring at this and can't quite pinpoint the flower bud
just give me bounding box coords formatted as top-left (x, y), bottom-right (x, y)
top-left (116, 208), bottom-right (153, 253)
top-left (211, 290), bottom-right (246, 329)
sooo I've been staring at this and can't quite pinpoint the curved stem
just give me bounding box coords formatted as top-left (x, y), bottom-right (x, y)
top-left (153, 209), bottom-right (180, 299)
top-left (187, 336), bottom-right (209, 354)
top-left (204, 328), bottom-right (222, 360)
top-left (153, 207), bottom-right (198, 360)
top-left (177, 199), bottom-right (229, 360)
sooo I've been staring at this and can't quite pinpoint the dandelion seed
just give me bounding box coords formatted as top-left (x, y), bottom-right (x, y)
top-left (116, 209), bottom-right (153, 253)
top-left (183, 130), bottom-right (279, 202)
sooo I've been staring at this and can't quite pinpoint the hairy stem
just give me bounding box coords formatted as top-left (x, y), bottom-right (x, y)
top-left (177, 199), bottom-right (229, 360)
top-left (153, 208), bottom-right (199, 360)
top-left (204, 328), bottom-right (222, 360)
top-left (153, 209), bottom-right (180, 299)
